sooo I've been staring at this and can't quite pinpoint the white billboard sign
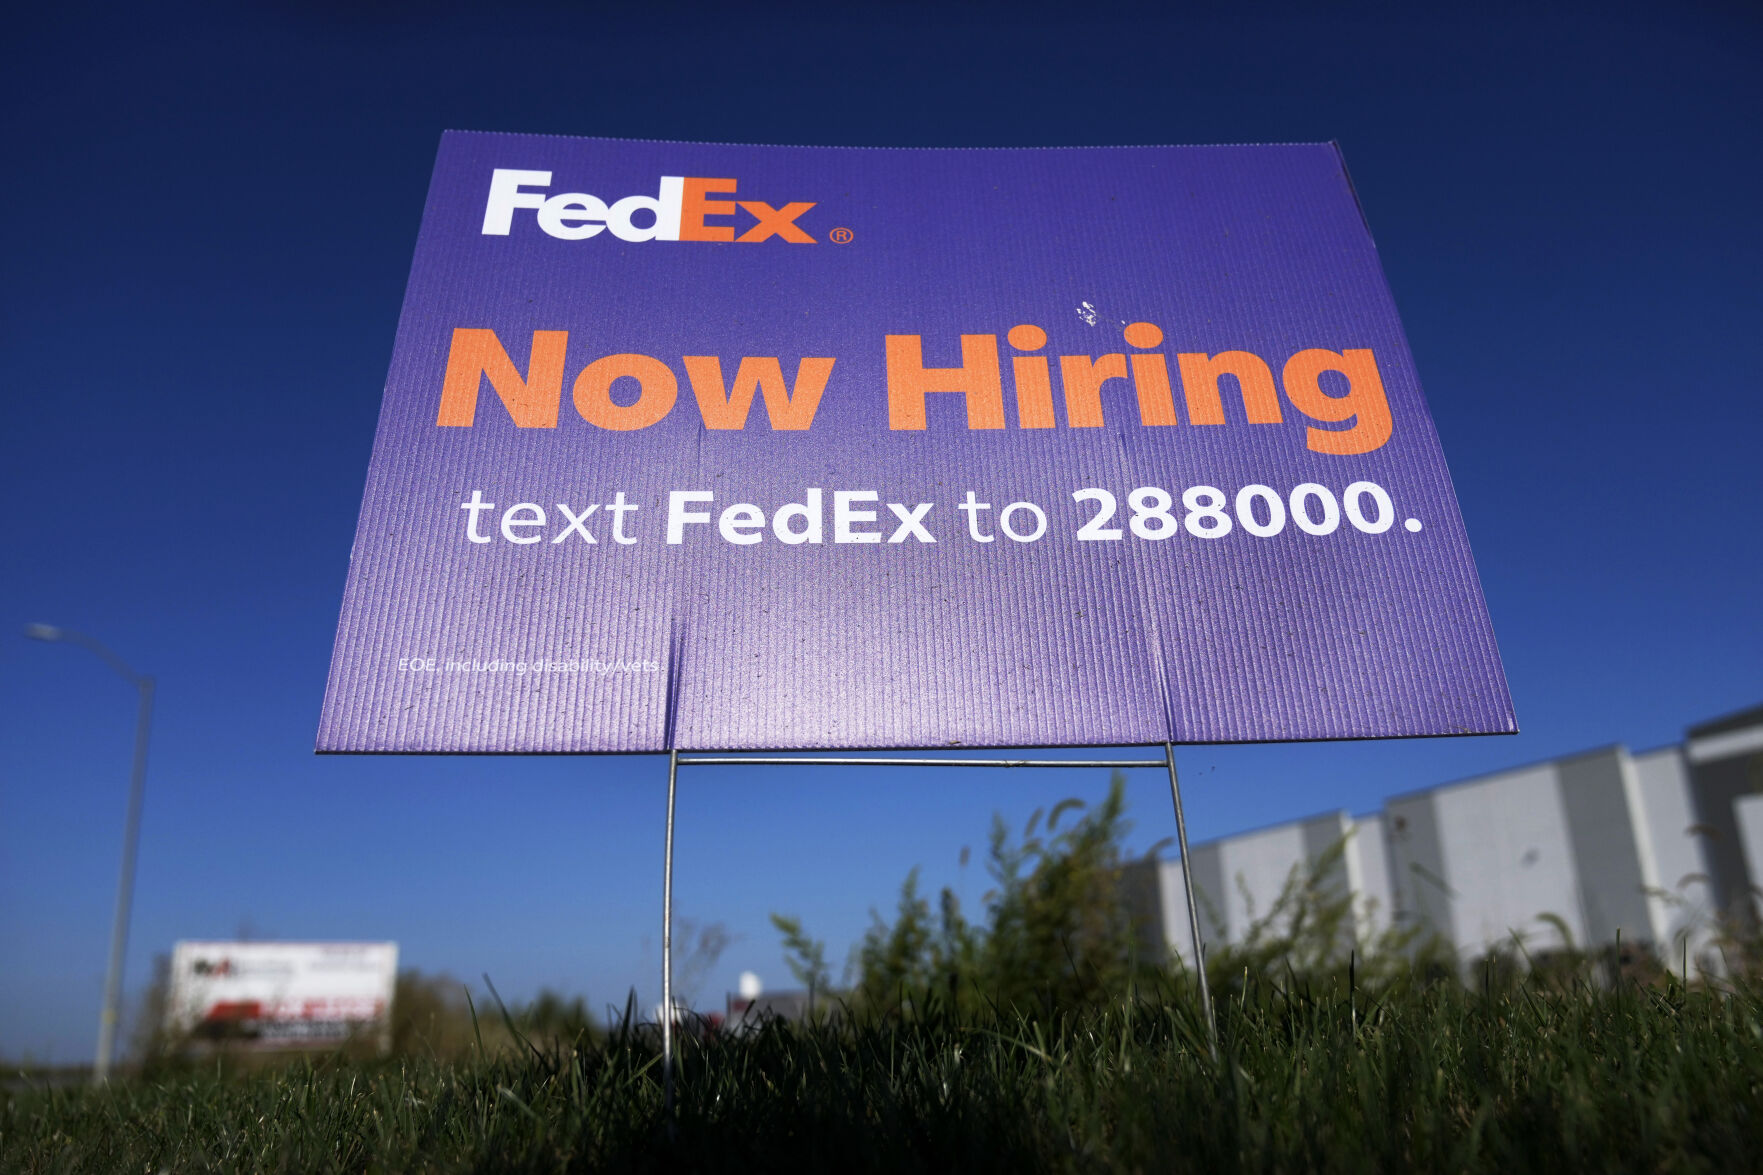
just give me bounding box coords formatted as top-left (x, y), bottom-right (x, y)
top-left (167, 941), bottom-right (398, 1049)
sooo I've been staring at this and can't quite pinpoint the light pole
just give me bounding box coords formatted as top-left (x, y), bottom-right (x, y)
top-left (25, 623), bottom-right (154, 1086)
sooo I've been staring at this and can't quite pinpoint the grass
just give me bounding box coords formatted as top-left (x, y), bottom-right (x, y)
top-left (6, 975), bottom-right (1763, 1173)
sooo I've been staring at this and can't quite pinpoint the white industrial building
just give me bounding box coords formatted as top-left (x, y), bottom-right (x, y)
top-left (1130, 703), bottom-right (1761, 978)
top-left (1383, 744), bottom-right (1716, 970)
top-left (1735, 794), bottom-right (1763, 925)
top-left (1125, 810), bottom-right (1394, 969)
top-left (1683, 706), bottom-right (1763, 933)
top-left (1629, 745), bottom-right (1724, 969)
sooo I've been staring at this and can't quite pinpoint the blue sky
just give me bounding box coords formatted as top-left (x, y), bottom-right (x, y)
top-left (3, 0), bottom-right (1758, 1063)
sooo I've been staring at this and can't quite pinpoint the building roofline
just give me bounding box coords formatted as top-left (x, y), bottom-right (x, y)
top-left (1687, 703), bottom-right (1763, 740)
top-left (1382, 742), bottom-right (1630, 806)
top-left (1143, 807), bottom-right (1352, 859)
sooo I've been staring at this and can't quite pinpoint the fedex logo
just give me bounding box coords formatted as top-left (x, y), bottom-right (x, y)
top-left (482, 169), bottom-right (817, 243)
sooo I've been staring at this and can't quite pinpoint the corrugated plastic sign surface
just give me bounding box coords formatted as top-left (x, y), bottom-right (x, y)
top-left (318, 133), bottom-right (1514, 753)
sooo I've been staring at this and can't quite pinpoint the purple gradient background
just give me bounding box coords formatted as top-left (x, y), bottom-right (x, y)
top-left (318, 133), bottom-right (1513, 752)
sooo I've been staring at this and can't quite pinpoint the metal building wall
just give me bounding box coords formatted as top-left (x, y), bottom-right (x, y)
top-left (1630, 745), bottom-right (1721, 975)
top-left (1734, 794), bottom-right (1763, 924)
top-left (1121, 705), bottom-right (1752, 977)
top-left (1384, 787), bottom-right (1454, 946)
top-left (1557, 747), bottom-right (1660, 950)
top-left (1353, 812), bottom-right (1397, 945)
top-left (1387, 761), bottom-right (1586, 961)
top-left (1383, 746), bottom-right (1721, 969)
top-left (1132, 810), bottom-right (1383, 969)
top-left (1215, 818), bottom-right (1312, 940)
top-left (1685, 706), bottom-right (1763, 927)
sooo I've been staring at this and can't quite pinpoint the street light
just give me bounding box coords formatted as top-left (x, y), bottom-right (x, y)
top-left (25, 624), bottom-right (155, 1086)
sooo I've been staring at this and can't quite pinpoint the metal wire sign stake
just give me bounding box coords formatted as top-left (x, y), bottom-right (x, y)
top-left (658, 745), bottom-right (1221, 1112)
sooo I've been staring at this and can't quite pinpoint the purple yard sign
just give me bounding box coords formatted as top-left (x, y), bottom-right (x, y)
top-left (317, 132), bottom-right (1514, 754)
